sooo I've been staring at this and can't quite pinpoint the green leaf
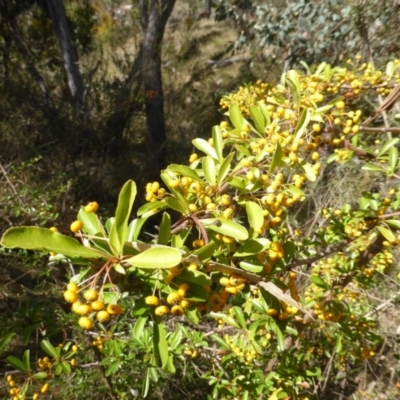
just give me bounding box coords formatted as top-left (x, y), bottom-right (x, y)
top-left (109, 180), bottom-right (137, 255)
top-left (164, 197), bottom-right (188, 215)
top-left (203, 156), bottom-right (217, 185)
top-left (6, 355), bottom-right (29, 372)
top-left (269, 142), bottom-right (282, 173)
top-left (377, 226), bottom-right (396, 242)
top-left (41, 340), bottom-right (59, 359)
top-left (200, 218), bottom-right (249, 240)
top-left (175, 268), bottom-right (211, 287)
top-left (257, 101), bottom-right (271, 126)
top-left (362, 164), bottom-right (387, 172)
top-left (311, 275), bottom-right (330, 289)
top-left (127, 218), bottom-right (149, 242)
top-left (229, 103), bottom-right (244, 129)
top-left (184, 307), bottom-right (200, 324)
top-left (271, 322), bottom-right (285, 352)
top-left (166, 355), bottom-right (176, 373)
top-left (61, 361), bottom-right (71, 374)
top-left (0, 333), bottom-right (15, 356)
top-left (246, 201), bottom-right (263, 231)
top-left (249, 105), bottom-right (266, 134)
top-left (385, 219), bottom-right (400, 229)
top-left (192, 241), bottom-right (216, 262)
top-left (137, 201), bottom-right (166, 217)
top-left (1, 227), bottom-right (102, 259)
top-left (286, 70), bottom-right (301, 109)
top-left (335, 334), bottom-right (343, 354)
top-left (239, 259), bottom-right (263, 273)
top-left (158, 213), bottom-right (171, 245)
top-left (230, 306), bottom-right (247, 329)
top-left (133, 312), bottom-right (148, 340)
top-left (234, 239), bottom-right (270, 257)
top-left (217, 153), bottom-right (234, 185)
top-left (23, 350), bottom-right (30, 373)
top-left (378, 138), bottom-right (399, 157)
top-left (294, 108), bottom-right (311, 142)
top-left (153, 321), bottom-right (168, 368)
top-left (389, 146), bottom-right (398, 172)
top-left (78, 208), bottom-right (104, 236)
top-left (212, 125), bottom-right (223, 162)
top-left (166, 164), bottom-right (202, 182)
top-left (192, 138), bottom-right (218, 160)
top-left (32, 372), bottom-right (48, 379)
top-left (209, 312), bottom-right (240, 328)
top-left (125, 247), bottom-right (182, 269)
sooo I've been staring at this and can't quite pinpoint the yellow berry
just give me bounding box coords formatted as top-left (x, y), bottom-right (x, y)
top-left (336, 100), bottom-right (345, 109)
top-left (49, 227), bottom-right (58, 233)
top-left (189, 153), bottom-right (198, 163)
top-left (145, 295), bottom-right (160, 306)
top-left (67, 282), bottom-right (79, 293)
top-left (70, 220), bottom-right (83, 233)
top-left (83, 289), bottom-right (99, 302)
top-left (84, 201), bottom-right (99, 213)
top-left (167, 292), bottom-right (182, 305)
top-left (63, 290), bottom-right (78, 303)
top-left (155, 305), bottom-right (170, 316)
top-left (78, 317), bottom-right (93, 330)
top-left (91, 300), bottom-right (104, 311)
top-left (96, 311), bottom-right (111, 323)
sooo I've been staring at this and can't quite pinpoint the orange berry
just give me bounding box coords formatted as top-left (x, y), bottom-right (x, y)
top-left (155, 305), bottom-right (170, 316)
top-left (91, 300), bottom-right (105, 311)
top-left (107, 304), bottom-right (123, 315)
top-left (67, 282), bottom-right (79, 293)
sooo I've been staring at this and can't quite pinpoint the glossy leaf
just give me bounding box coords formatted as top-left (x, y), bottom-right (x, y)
top-left (174, 268), bottom-right (211, 287)
top-left (246, 201), bottom-right (264, 231)
top-left (6, 355), bottom-right (28, 373)
top-left (109, 180), bottom-right (137, 254)
top-left (257, 101), bottom-right (271, 126)
top-left (230, 306), bottom-right (247, 329)
top-left (217, 153), bottom-right (234, 185)
top-left (166, 164), bottom-right (202, 182)
top-left (377, 226), bottom-right (396, 242)
top-left (1, 227), bottom-right (102, 259)
top-left (301, 162), bottom-right (317, 182)
top-left (164, 197), bottom-right (188, 215)
top-left (389, 146), bottom-right (398, 172)
top-left (378, 138), bottom-right (399, 156)
top-left (203, 156), bottom-right (217, 185)
top-left (200, 218), bottom-right (249, 240)
top-left (234, 239), bottom-right (270, 257)
top-left (78, 208), bottom-right (104, 236)
top-left (153, 320), bottom-right (168, 368)
top-left (158, 212), bottom-right (171, 245)
top-left (249, 105), bottom-right (266, 134)
top-left (294, 108), bottom-right (311, 142)
top-left (239, 259), bottom-right (263, 273)
top-left (212, 125), bottom-right (223, 162)
top-left (229, 103), bottom-right (244, 129)
top-left (125, 246), bottom-right (182, 269)
top-left (41, 340), bottom-right (60, 359)
top-left (311, 275), bottom-right (330, 289)
top-left (132, 312), bottom-right (149, 340)
top-left (269, 142), bottom-right (282, 172)
top-left (192, 138), bottom-right (218, 160)
top-left (127, 217), bottom-right (149, 241)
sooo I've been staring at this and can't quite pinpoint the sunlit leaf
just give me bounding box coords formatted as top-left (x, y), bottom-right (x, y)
top-left (1, 227), bottom-right (102, 259)
top-left (269, 142), bottom-right (282, 173)
top-left (229, 103), bottom-right (244, 129)
top-left (217, 153), bottom-right (234, 185)
top-left (200, 218), bottom-right (249, 240)
top-left (158, 212), bottom-right (171, 245)
top-left (377, 225), bottom-right (396, 242)
top-left (246, 201), bottom-right (264, 231)
top-left (203, 156), bottom-right (216, 185)
top-left (212, 125), bottom-right (223, 162)
top-left (166, 164), bottom-right (202, 182)
top-left (192, 138), bottom-right (218, 160)
top-left (153, 320), bottom-right (168, 368)
top-left (125, 247), bottom-right (182, 269)
top-left (109, 180), bottom-right (137, 255)
top-left (249, 105), bottom-right (266, 134)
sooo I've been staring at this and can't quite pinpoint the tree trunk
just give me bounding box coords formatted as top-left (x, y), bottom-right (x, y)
top-left (139, 0), bottom-right (175, 166)
top-left (46, 0), bottom-right (84, 110)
